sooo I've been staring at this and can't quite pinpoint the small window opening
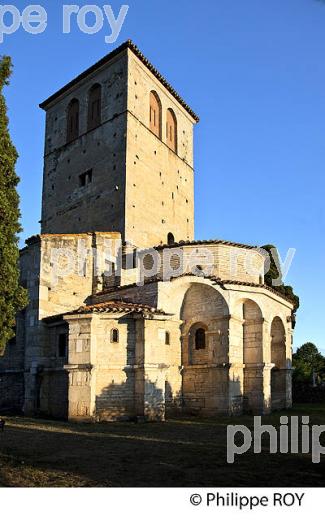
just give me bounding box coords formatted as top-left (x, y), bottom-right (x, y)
top-left (195, 328), bottom-right (206, 350)
top-left (79, 169), bottom-right (93, 187)
top-left (111, 328), bottom-right (119, 343)
top-left (67, 98), bottom-right (79, 143)
top-left (167, 232), bottom-right (175, 245)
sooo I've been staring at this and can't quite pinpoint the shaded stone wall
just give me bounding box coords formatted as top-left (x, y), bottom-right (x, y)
top-left (93, 281), bottom-right (159, 307)
top-left (41, 51), bottom-right (128, 236)
top-left (0, 372), bottom-right (24, 413)
top-left (38, 370), bottom-right (69, 419)
top-left (17, 233), bottom-right (118, 417)
top-left (0, 240), bottom-right (41, 414)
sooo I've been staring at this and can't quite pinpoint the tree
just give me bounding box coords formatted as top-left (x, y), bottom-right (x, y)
top-left (293, 343), bottom-right (325, 385)
top-left (262, 244), bottom-right (300, 324)
top-left (0, 56), bottom-right (28, 354)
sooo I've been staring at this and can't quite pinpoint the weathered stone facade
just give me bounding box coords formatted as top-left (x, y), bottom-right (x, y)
top-left (40, 41), bottom-right (195, 249)
top-left (0, 41), bottom-right (295, 421)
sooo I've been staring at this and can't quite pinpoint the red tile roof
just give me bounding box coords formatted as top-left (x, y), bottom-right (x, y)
top-left (43, 301), bottom-right (167, 323)
top-left (71, 301), bottom-right (166, 315)
top-left (151, 238), bottom-right (259, 252)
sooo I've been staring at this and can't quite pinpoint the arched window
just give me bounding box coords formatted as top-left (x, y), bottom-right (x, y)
top-left (88, 84), bottom-right (102, 131)
top-left (167, 232), bottom-right (175, 245)
top-left (195, 328), bottom-right (206, 350)
top-left (165, 331), bottom-right (170, 345)
top-left (67, 98), bottom-right (79, 142)
top-left (150, 91), bottom-right (162, 138)
top-left (166, 108), bottom-right (177, 153)
top-left (111, 328), bottom-right (119, 343)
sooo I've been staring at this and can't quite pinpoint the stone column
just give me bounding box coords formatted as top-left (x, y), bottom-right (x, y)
top-left (262, 363), bottom-right (274, 414)
top-left (285, 326), bottom-right (293, 408)
top-left (243, 364), bottom-right (265, 414)
top-left (143, 366), bottom-right (166, 421)
top-left (65, 315), bottom-right (96, 421)
top-left (228, 315), bottom-right (244, 415)
top-left (135, 318), bottom-right (167, 421)
top-left (261, 320), bottom-right (272, 414)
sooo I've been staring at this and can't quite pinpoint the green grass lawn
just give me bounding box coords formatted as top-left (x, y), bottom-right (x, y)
top-left (1, 403), bottom-right (325, 487)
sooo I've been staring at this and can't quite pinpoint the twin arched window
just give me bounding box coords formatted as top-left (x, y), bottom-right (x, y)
top-left (66, 84), bottom-right (102, 143)
top-left (88, 83), bottom-right (102, 131)
top-left (149, 91), bottom-right (177, 153)
top-left (67, 98), bottom-right (79, 143)
top-left (150, 91), bottom-right (162, 138)
top-left (166, 108), bottom-right (177, 153)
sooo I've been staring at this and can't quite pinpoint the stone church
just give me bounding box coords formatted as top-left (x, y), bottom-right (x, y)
top-left (0, 41), bottom-right (295, 421)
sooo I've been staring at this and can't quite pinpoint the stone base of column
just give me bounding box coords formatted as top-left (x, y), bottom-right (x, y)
top-left (135, 365), bottom-right (166, 421)
top-left (271, 368), bottom-right (292, 410)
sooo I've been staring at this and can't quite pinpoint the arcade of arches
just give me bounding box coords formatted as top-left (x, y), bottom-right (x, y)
top-left (180, 283), bottom-right (291, 415)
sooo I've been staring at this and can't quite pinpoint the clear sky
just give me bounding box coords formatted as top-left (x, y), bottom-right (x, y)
top-left (1, 0), bottom-right (324, 352)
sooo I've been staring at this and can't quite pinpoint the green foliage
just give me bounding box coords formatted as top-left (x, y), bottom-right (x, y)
top-left (293, 343), bottom-right (325, 384)
top-left (0, 55), bottom-right (28, 354)
top-left (262, 244), bottom-right (300, 313)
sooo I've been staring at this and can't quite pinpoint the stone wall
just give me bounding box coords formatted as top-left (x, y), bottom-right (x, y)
top-left (38, 370), bottom-right (69, 419)
top-left (125, 49), bottom-right (195, 248)
top-left (94, 315), bottom-right (137, 420)
top-left (64, 311), bottom-right (182, 421)
top-left (91, 241), bottom-right (267, 295)
top-left (0, 372), bottom-right (24, 413)
top-left (89, 273), bottom-right (294, 417)
top-left (138, 243), bottom-right (266, 285)
top-left (41, 51), bottom-right (128, 236)
top-left (40, 46), bottom-right (197, 249)
top-left (180, 283), bottom-right (231, 415)
top-left (38, 232), bottom-right (121, 319)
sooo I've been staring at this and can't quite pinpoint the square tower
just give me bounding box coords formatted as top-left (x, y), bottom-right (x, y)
top-left (40, 41), bottom-right (199, 249)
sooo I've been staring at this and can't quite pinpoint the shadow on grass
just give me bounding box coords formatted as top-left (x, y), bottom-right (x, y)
top-left (0, 404), bottom-right (325, 487)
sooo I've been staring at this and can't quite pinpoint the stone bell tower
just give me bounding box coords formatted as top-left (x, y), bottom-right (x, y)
top-left (40, 41), bottom-right (199, 249)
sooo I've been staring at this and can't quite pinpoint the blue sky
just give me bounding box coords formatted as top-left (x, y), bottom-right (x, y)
top-left (1, 0), bottom-right (324, 352)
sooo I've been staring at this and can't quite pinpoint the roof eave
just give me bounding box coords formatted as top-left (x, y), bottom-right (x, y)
top-left (39, 40), bottom-right (200, 122)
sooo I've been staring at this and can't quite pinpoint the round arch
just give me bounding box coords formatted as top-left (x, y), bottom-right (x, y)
top-left (237, 299), bottom-right (264, 413)
top-left (167, 232), bottom-right (175, 245)
top-left (240, 299), bottom-right (264, 365)
top-left (88, 83), bottom-right (102, 130)
top-left (181, 283), bottom-right (229, 366)
top-left (166, 108), bottom-right (177, 153)
top-left (270, 316), bottom-right (287, 410)
top-left (270, 316), bottom-right (286, 368)
top-left (149, 90), bottom-right (162, 138)
top-left (66, 98), bottom-right (79, 142)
